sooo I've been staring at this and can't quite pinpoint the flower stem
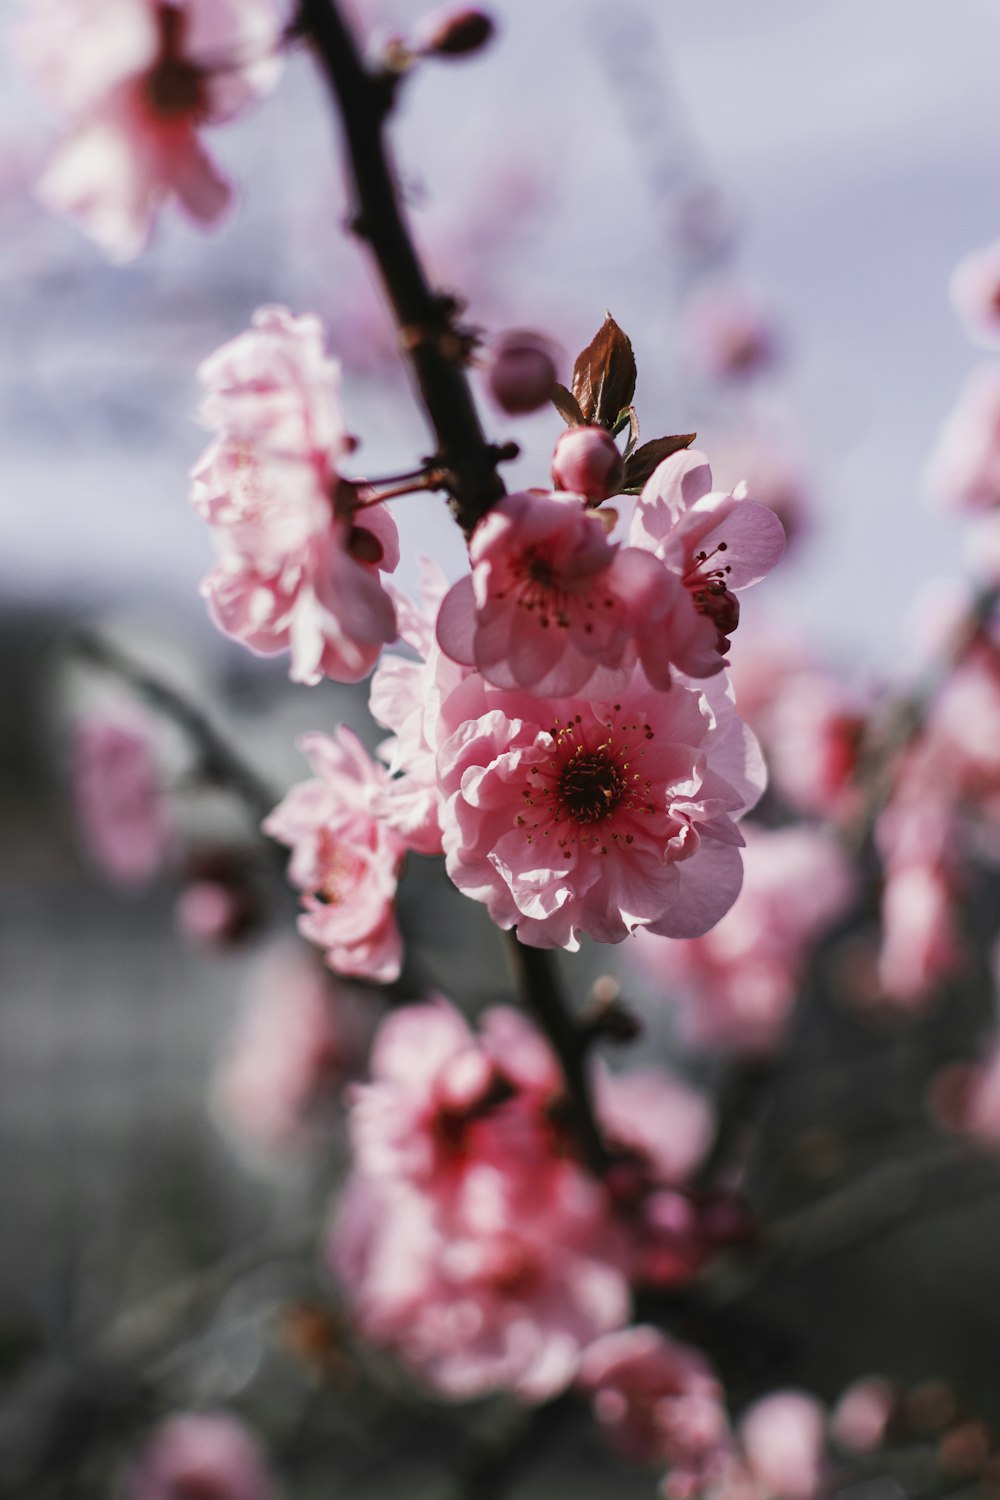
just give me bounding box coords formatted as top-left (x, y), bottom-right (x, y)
top-left (296, 0), bottom-right (507, 535)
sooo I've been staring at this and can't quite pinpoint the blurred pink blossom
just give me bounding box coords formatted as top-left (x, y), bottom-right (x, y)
top-left (632, 825), bottom-right (854, 1055)
top-left (71, 713), bottom-right (173, 888)
top-left (831, 1376), bottom-right (895, 1454)
top-left (212, 942), bottom-right (372, 1154)
top-left (192, 306), bottom-right (399, 685)
top-left (950, 241), bottom-right (1000, 348)
top-left (924, 364), bottom-right (1000, 512)
top-left (739, 1391), bottom-right (827, 1500)
top-left (126, 1410), bottom-right (274, 1500)
top-left (682, 288), bottom-right (779, 381)
top-left (578, 1325), bottom-right (730, 1484)
top-left (18, 0), bottom-right (282, 259)
top-left (263, 727), bottom-right (405, 982)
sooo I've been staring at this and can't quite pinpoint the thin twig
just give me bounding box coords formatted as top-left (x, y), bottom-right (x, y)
top-left (296, 0), bottom-right (507, 534)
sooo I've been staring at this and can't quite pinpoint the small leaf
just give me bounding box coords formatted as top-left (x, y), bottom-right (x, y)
top-left (623, 406), bottom-right (640, 460)
top-left (622, 433), bottom-right (697, 491)
top-left (571, 314), bottom-right (637, 430)
top-left (551, 382), bottom-right (586, 428)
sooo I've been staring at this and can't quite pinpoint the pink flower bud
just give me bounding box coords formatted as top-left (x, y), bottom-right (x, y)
top-left (552, 425), bottom-right (625, 503)
top-left (419, 7), bottom-right (495, 56)
top-left (485, 330), bottom-right (558, 415)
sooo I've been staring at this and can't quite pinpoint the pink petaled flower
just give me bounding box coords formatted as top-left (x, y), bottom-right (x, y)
top-left (629, 448), bottom-right (786, 677)
top-left (192, 307), bottom-right (399, 685)
top-left (438, 664), bottom-right (764, 951)
top-left (126, 1410), bottom-right (274, 1500)
top-left (18, 0), bottom-right (282, 260)
top-left (212, 942), bottom-right (373, 1156)
top-left (435, 490), bottom-right (686, 696)
top-left (924, 365), bottom-right (1000, 512)
top-left (71, 713), bottom-right (173, 888)
top-left (876, 784), bottom-right (963, 1008)
top-left (632, 826), bottom-right (855, 1055)
top-left (739, 1391), bottom-right (828, 1500)
top-left (950, 242), bottom-right (1000, 349)
top-left (832, 1377), bottom-right (895, 1454)
top-left (578, 1325), bottom-right (730, 1483)
top-left (263, 728), bottom-right (406, 983)
top-left (331, 1000), bottom-right (629, 1400)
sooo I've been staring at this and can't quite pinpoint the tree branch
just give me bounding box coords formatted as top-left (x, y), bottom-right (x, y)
top-left (503, 932), bottom-right (610, 1176)
top-left (297, 0), bottom-right (507, 534)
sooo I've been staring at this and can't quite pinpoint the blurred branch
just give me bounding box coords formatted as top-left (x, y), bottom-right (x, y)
top-left (502, 933), bottom-right (610, 1176)
top-left (296, 0), bottom-right (507, 535)
top-left (70, 631), bottom-right (278, 827)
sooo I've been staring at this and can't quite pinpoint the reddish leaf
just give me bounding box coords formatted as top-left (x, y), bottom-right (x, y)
top-left (551, 382), bottom-right (586, 427)
top-left (571, 314), bottom-right (637, 430)
top-left (621, 433), bottom-right (697, 491)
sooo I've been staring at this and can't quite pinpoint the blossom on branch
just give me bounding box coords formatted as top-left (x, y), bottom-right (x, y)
top-left (126, 1411), bottom-right (275, 1500)
top-left (264, 728), bottom-right (406, 983)
top-left (71, 712), bottom-right (173, 887)
top-left (17, 0), bottom-right (282, 259)
top-left (192, 307), bottom-right (399, 685)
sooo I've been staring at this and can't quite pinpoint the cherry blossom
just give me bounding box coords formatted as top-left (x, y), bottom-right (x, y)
top-left (263, 728), bottom-right (406, 982)
top-left (330, 999), bottom-right (630, 1399)
top-left (71, 713), bottom-right (173, 887)
top-left (192, 307), bottom-right (399, 685)
top-left (950, 241), bottom-right (1000, 349)
top-left (924, 365), bottom-right (1000, 512)
top-left (125, 1411), bottom-right (274, 1500)
top-left (632, 826), bottom-right (855, 1054)
top-left (552, 425), bottom-right (625, 503)
top-left (435, 489), bottom-right (684, 696)
top-left (629, 448), bottom-right (786, 677)
top-left (18, 0), bottom-right (282, 260)
top-left (832, 1377), bottom-right (895, 1454)
top-left (437, 663), bottom-right (765, 951)
top-left (578, 1325), bottom-right (730, 1485)
top-left (212, 942), bottom-right (372, 1155)
top-left (739, 1392), bottom-right (827, 1500)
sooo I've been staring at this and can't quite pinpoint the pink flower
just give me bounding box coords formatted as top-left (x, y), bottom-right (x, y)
top-left (578, 1325), bottom-right (730, 1480)
top-left (192, 307), bottom-right (399, 685)
top-left (632, 826), bottom-right (855, 1055)
top-left (263, 728), bottom-right (406, 982)
top-left (924, 365), bottom-right (1000, 512)
top-left (212, 942), bottom-right (372, 1155)
top-left (683, 288), bottom-right (778, 381)
top-left (629, 448), bottom-right (786, 677)
top-left (950, 242), bottom-right (1000, 348)
top-left (331, 999), bottom-right (629, 1399)
top-left (832, 1377), bottom-right (894, 1454)
top-left (552, 426), bottom-right (625, 503)
top-left (71, 713), bottom-right (173, 887)
top-left (126, 1411), bottom-right (274, 1500)
top-left (435, 490), bottom-right (684, 696)
top-left (437, 663), bottom-right (764, 950)
top-left (876, 782), bottom-right (963, 1008)
top-left (739, 1392), bottom-right (827, 1500)
top-left (18, 0), bottom-right (282, 260)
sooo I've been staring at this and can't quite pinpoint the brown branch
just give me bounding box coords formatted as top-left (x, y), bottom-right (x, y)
top-left (503, 932), bottom-right (611, 1176)
top-left (297, 0), bottom-right (507, 534)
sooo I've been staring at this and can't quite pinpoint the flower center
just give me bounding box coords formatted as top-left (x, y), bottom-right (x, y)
top-left (684, 543), bottom-right (739, 639)
top-left (145, 5), bottom-right (207, 120)
top-left (557, 747), bottom-right (627, 823)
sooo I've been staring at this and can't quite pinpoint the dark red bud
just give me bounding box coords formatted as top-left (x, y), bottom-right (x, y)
top-left (420, 8), bottom-right (495, 56)
top-left (485, 330), bottom-right (559, 415)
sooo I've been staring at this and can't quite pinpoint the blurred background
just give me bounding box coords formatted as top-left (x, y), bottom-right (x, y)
top-left (5, 0), bottom-right (1000, 1495)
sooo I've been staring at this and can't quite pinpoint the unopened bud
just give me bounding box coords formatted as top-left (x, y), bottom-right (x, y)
top-left (485, 330), bottom-right (558, 415)
top-left (419, 7), bottom-right (495, 57)
top-left (552, 424), bottom-right (625, 503)
top-left (175, 853), bottom-right (259, 949)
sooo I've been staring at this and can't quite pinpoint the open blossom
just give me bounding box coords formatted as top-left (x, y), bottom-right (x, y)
top-left (950, 241), bottom-right (1000, 348)
top-left (263, 728), bottom-right (406, 982)
top-left (71, 713), bottom-right (173, 887)
top-left (578, 1326), bottom-right (730, 1488)
top-left (629, 449), bottom-right (786, 677)
top-left (924, 364), bottom-right (1000, 512)
top-left (18, 0), bottom-right (282, 259)
top-left (632, 826), bottom-right (855, 1055)
top-left (435, 489), bottom-right (686, 696)
top-left (438, 663), bottom-right (765, 951)
top-left (192, 307), bottom-right (399, 685)
top-left (212, 942), bottom-right (373, 1155)
top-left (126, 1411), bottom-right (274, 1500)
top-left (331, 998), bottom-right (630, 1400)
top-left (739, 1392), bottom-right (827, 1500)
